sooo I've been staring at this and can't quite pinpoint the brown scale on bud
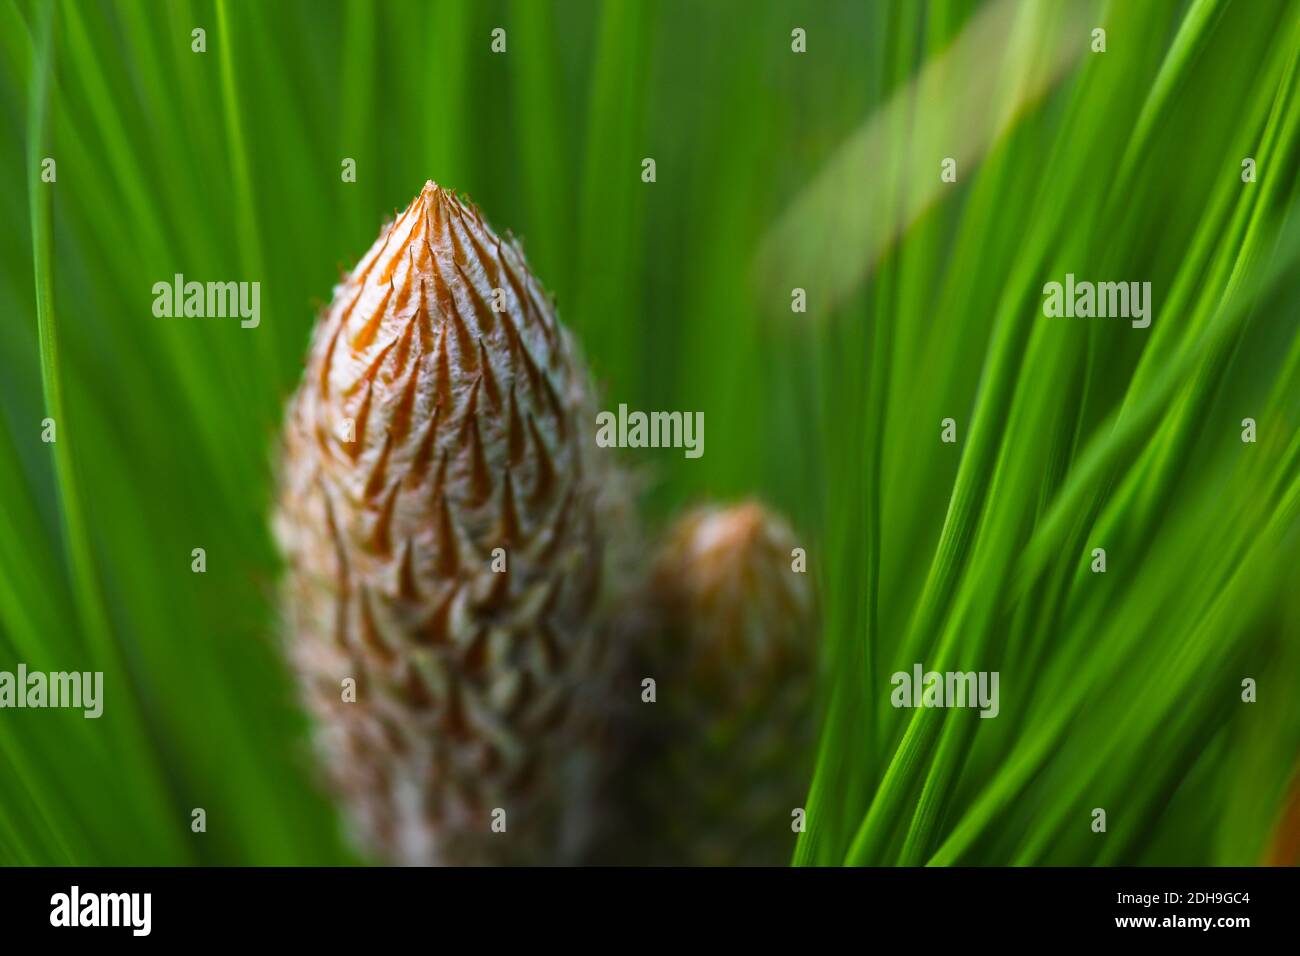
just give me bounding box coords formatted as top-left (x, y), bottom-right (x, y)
top-left (654, 503), bottom-right (813, 688)
top-left (643, 501), bottom-right (817, 865)
top-left (274, 182), bottom-right (635, 865)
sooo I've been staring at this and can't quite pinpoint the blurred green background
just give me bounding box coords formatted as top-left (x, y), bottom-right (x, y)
top-left (1, 0), bottom-right (1298, 865)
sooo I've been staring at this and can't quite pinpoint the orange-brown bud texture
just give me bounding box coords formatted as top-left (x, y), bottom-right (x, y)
top-left (654, 502), bottom-right (813, 692)
top-left (647, 502), bottom-right (817, 865)
top-left (274, 182), bottom-right (634, 865)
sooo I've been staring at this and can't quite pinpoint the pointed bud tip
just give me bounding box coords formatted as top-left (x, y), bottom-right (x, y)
top-left (654, 501), bottom-right (814, 670)
top-left (689, 501), bottom-right (767, 558)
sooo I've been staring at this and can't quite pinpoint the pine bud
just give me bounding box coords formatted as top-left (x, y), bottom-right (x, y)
top-left (274, 182), bottom-right (634, 865)
top-left (645, 501), bottom-right (817, 865)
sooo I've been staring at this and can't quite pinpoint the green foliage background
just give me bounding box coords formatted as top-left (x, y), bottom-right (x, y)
top-left (1, 0), bottom-right (1298, 865)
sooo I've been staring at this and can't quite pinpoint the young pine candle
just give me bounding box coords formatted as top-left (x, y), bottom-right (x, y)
top-left (274, 182), bottom-right (636, 865)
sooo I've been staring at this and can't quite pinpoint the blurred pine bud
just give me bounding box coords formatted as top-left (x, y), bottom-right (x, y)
top-left (644, 502), bottom-right (817, 865)
top-left (274, 182), bottom-right (636, 865)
